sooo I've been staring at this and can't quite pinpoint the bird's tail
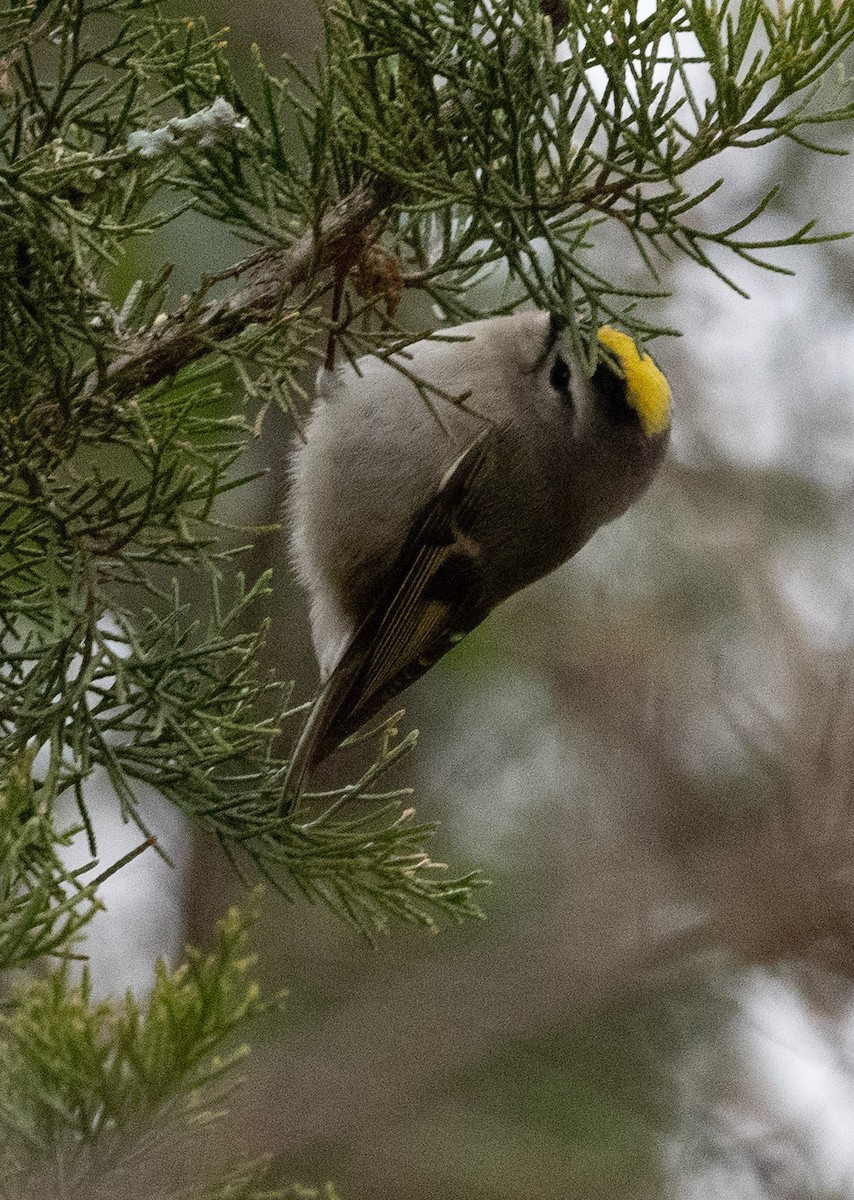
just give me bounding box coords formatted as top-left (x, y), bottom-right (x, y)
top-left (278, 653), bottom-right (363, 816)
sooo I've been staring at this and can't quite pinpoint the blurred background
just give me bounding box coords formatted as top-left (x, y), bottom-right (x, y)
top-left (69, 3), bottom-right (854, 1196)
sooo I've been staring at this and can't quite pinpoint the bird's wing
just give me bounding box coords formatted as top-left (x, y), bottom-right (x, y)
top-left (281, 428), bottom-right (496, 811)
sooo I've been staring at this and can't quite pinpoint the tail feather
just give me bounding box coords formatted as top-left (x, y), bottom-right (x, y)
top-left (278, 660), bottom-right (360, 816)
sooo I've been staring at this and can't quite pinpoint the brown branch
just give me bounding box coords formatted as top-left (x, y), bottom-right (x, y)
top-left (102, 175), bottom-right (401, 403)
top-left (540, 0), bottom-right (569, 32)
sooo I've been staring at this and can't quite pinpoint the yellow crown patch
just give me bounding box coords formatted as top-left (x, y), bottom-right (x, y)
top-left (597, 326), bottom-right (671, 438)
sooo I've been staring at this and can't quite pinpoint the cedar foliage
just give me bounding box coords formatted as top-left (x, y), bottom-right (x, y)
top-left (1, 0), bottom-right (854, 1192)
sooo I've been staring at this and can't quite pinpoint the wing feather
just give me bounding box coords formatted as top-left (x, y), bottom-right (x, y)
top-left (281, 429), bottom-right (496, 812)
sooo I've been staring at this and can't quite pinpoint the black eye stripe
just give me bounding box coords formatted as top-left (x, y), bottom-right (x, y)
top-left (592, 360), bottom-right (633, 424)
top-left (550, 354), bottom-right (571, 395)
top-left (531, 314), bottom-right (567, 375)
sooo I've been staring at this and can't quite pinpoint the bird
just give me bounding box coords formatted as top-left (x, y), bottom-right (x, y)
top-left (282, 310), bottom-right (671, 810)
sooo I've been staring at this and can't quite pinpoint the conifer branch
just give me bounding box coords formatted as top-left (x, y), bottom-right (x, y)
top-left (2, 0), bottom-right (854, 944)
top-left (103, 175), bottom-right (400, 402)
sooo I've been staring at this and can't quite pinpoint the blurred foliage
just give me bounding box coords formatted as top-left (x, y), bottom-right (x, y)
top-left (0, 894), bottom-right (294, 1198)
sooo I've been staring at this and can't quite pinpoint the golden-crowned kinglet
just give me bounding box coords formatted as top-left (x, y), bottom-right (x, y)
top-left (283, 311), bottom-right (671, 809)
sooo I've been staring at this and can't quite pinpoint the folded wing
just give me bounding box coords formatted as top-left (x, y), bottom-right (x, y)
top-left (281, 428), bottom-right (496, 811)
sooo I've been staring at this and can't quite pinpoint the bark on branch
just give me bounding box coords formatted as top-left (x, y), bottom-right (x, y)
top-left (103, 175), bottom-right (399, 402)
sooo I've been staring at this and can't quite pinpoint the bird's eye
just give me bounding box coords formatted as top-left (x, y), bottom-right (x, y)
top-left (550, 354), bottom-right (571, 396)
